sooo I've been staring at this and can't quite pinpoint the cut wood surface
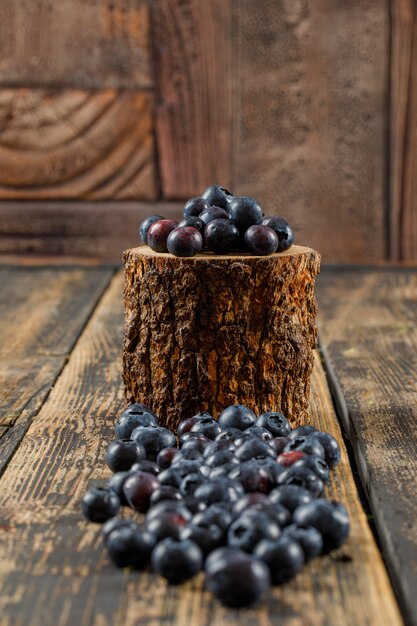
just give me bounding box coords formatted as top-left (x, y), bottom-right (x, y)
top-left (0, 268), bottom-right (402, 626)
top-left (0, 90), bottom-right (156, 200)
top-left (0, 266), bottom-right (114, 474)
top-left (0, 202), bottom-right (182, 260)
top-left (390, 0), bottom-right (417, 259)
top-left (123, 245), bottom-right (320, 429)
top-left (0, 0), bottom-right (151, 89)
top-left (317, 266), bottom-right (417, 625)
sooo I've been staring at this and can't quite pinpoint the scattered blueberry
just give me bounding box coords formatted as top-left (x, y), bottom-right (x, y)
top-left (122, 471), bottom-right (160, 513)
top-left (256, 412), bottom-right (291, 438)
top-left (201, 185), bottom-right (233, 209)
top-left (199, 206), bottom-right (230, 225)
top-left (204, 219), bottom-right (241, 254)
top-left (151, 538), bottom-right (203, 584)
top-left (218, 404), bottom-right (257, 431)
top-left (107, 526), bottom-right (156, 569)
top-left (139, 214), bottom-right (165, 246)
top-left (82, 487), bottom-right (120, 523)
top-left (262, 216), bottom-right (294, 252)
top-left (293, 499), bottom-right (350, 553)
top-left (283, 524), bottom-right (323, 561)
top-left (183, 196), bottom-right (210, 218)
top-left (106, 439), bottom-right (145, 472)
top-left (115, 405), bottom-right (158, 439)
top-left (178, 216), bottom-right (206, 234)
top-left (244, 225), bottom-right (278, 256)
top-left (254, 536), bottom-right (305, 584)
top-left (147, 219), bottom-right (179, 252)
top-left (228, 196), bottom-right (263, 233)
top-left (167, 226), bottom-right (203, 257)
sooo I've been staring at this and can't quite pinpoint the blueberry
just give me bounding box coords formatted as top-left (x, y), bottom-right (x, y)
top-left (122, 471), bottom-right (160, 513)
top-left (151, 537), bottom-right (203, 584)
top-left (190, 417), bottom-right (222, 440)
top-left (107, 526), bottom-right (156, 569)
top-left (131, 426), bottom-right (176, 460)
top-left (158, 466), bottom-right (183, 487)
top-left (256, 412), bottom-right (291, 438)
top-left (254, 457), bottom-right (285, 484)
top-left (218, 404), bottom-right (257, 431)
top-left (278, 466), bottom-right (324, 497)
top-left (250, 501), bottom-right (291, 528)
top-left (167, 226), bottom-right (203, 257)
top-left (149, 485), bottom-right (183, 506)
top-left (292, 456), bottom-right (330, 482)
top-left (194, 478), bottom-right (244, 506)
top-left (244, 225), bottom-right (278, 256)
top-left (215, 428), bottom-right (243, 441)
top-left (106, 439), bottom-right (145, 472)
top-left (208, 463), bottom-right (239, 479)
top-left (232, 492), bottom-right (270, 516)
top-left (283, 524), bottom-right (323, 561)
top-left (254, 536), bottom-right (304, 584)
top-left (293, 499), bottom-right (350, 553)
top-left (182, 495), bottom-right (206, 515)
top-left (235, 437), bottom-right (276, 462)
top-left (108, 470), bottom-right (133, 506)
top-left (139, 214), bottom-right (165, 245)
top-left (156, 446), bottom-right (178, 470)
top-left (203, 438), bottom-right (235, 456)
top-left (228, 461), bottom-right (273, 493)
top-left (179, 472), bottom-right (207, 496)
top-left (102, 518), bottom-right (140, 544)
top-left (205, 549), bottom-right (270, 607)
top-left (130, 460), bottom-right (160, 475)
top-left (183, 196), bottom-right (210, 218)
top-left (81, 487), bottom-right (120, 523)
top-left (287, 425), bottom-right (318, 441)
top-left (177, 417), bottom-right (202, 437)
top-left (181, 523), bottom-right (224, 557)
top-left (193, 504), bottom-right (234, 532)
top-left (204, 449), bottom-right (237, 468)
top-left (115, 405), bottom-right (158, 439)
top-left (145, 510), bottom-right (189, 541)
top-left (312, 432), bottom-right (341, 468)
top-left (284, 435), bottom-right (325, 459)
top-left (269, 485), bottom-right (313, 513)
top-left (180, 434), bottom-right (211, 453)
top-left (201, 185), bottom-right (233, 209)
top-left (204, 219), bottom-right (241, 254)
top-left (172, 448), bottom-right (203, 463)
top-left (178, 216), bottom-right (206, 234)
top-left (228, 196), bottom-right (263, 232)
top-left (146, 500), bottom-right (193, 525)
top-left (268, 437), bottom-right (289, 455)
top-left (228, 510), bottom-right (281, 552)
top-left (243, 426), bottom-right (273, 441)
top-left (262, 216), bottom-right (294, 252)
top-left (199, 206), bottom-right (230, 225)
top-left (277, 451), bottom-right (306, 467)
top-left (147, 219), bottom-right (179, 252)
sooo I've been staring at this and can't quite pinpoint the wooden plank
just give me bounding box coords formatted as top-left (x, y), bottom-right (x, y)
top-left (153, 0), bottom-right (236, 198)
top-left (390, 0), bottom-right (417, 259)
top-left (0, 266), bottom-right (114, 429)
top-left (0, 271), bottom-right (401, 626)
top-left (0, 89), bottom-right (156, 200)
top-left (0, 202), bottom-right (183, 261)
top-left (317, 266), bottom-right (417, 625)
top-left (0, 1), bottom-right (151, 89)
top-left (235, 0), bottom-right (388, 263)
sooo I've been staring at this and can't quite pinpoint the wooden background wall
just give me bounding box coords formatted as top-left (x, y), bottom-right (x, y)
top-left (0, 0), bottom-right (415, 263)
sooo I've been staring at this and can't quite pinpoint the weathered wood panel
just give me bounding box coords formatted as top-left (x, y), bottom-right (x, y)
top-left (0, 202), bottom-right (182, 260)
top-left (317, 266), bottom-right (417, 625)
top-left (153, 0), bottom-right (236, 198)
top-left (0, 271), bottom-right (401, 626)
top-left (0, 90), bottom-right (156, 200)
top-left (0, 266), bottom-right (114, 473)
top-left (0, 0), bottom-right (152, 89)
top-left (390, 0), bottom-right (417, 259)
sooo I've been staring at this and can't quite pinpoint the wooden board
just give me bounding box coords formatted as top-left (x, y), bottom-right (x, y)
top-left (0, 202), bottom-right (182, 260)
top-left (317, 266), bottom-right (417, 625)
top-left (0, 266), bottom-right (114, 474)
top-left (0, 90), bottom-right (156, 200)
top-left (153, 0), bottom-right (236, 198)
top-left (390, 0), bottom-right (417, 260)
top-left (0, 0), bottom-right (151, 89)
top-left (0, 269), bottom-right (401, 626)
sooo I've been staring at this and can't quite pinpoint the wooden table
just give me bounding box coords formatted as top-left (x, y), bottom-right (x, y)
top-left (0, 261), bottom-right (416, 626)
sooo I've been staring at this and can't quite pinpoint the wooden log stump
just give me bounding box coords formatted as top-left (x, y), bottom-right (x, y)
top-left (123, 245), bottom-right (320, 430)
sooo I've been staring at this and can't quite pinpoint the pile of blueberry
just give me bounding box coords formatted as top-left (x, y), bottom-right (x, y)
top-left (138, 185), bottom-right (294, 257)
top-left (82, 404), bottom-right (349, 608)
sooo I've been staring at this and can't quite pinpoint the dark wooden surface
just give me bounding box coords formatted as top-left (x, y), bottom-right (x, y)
top-left (317, 266), bottom-right (417, 626)
top-left (0, 261), bottom-right (414, 625)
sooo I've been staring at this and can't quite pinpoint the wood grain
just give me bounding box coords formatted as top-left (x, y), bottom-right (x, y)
top-left (235, 0), bottom-right (388, 263)
top-left (0, 202), bottom-right (182, 261)
top-left (0, 266), bottom-right (114, 474)
top-left (390, 0), bottom-right (417, 259)
top-left (0, 90), bottom-right (156, 200)
top-left (123, 245), bottom-right (320, 428)
top-left (153, 0), bottom-right (236, 198)
top-left (0, 0), bottom-right (151, 89)
top-left (317, 266), bottom-right (417, 625)
top-left (0, 269), bottom-right (402, 626)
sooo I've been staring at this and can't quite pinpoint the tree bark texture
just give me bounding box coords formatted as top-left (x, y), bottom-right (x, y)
top-left (123, 245), bottom-right (320, 430)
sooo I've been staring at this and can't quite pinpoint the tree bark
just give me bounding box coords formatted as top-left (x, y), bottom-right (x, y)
top-left (123, 245), bottom-right (320, 431)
